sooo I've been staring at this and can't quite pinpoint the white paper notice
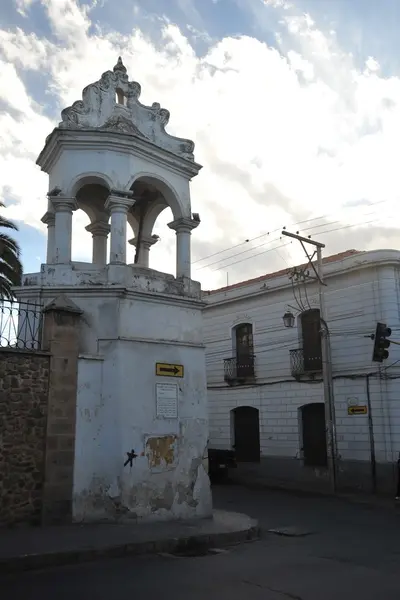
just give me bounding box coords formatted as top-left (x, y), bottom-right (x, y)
top-left (156, 383), bottom-right (178, 419)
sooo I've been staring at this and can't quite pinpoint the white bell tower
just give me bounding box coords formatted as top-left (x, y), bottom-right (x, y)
top-left (16, 58), bottom-right (212, 523)
top-left (38, 56), bottom-right (201, 279)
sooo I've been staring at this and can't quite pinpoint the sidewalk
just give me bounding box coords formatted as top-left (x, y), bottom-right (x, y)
top-left (230, 473), bottom-right (400, 512)
top-left (0, 510), bottom-right (259, 574)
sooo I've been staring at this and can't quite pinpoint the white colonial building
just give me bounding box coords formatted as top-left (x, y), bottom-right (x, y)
top-left (204, 249), bottom-right (400, 495)
top-left (15, 58), bottom-right (212, 522)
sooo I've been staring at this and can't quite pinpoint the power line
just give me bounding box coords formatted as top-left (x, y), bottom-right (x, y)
top-left (297, 204), bottom-right (385, 236)
top-left (204, 328), bottom-right (385, 362)
top-left (192, 240), bottom-right (251, 265)
top-left (194, 205), bottom-right (390, 272)
top-left (205, 213), bottom-right (380, 273)
top-left (196, 235), bottom-right (282, 271)
top-left (212, 241), bottom-right (292, 271)
top-left (192, 198), bottom-right (389, 266)
top-left (206, 370), bottom-right (400, 390)
top-left (203, 322), bottom-right (400, 362)
top-left (311, 218), bottom-right (376, 238)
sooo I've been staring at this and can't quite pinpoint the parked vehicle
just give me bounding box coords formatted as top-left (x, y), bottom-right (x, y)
top-left (207, 448), bottom-right (237, 483)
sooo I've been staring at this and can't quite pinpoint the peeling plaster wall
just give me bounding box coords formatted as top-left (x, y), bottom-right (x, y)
top-left (72, 293), bottom-right (211, 523)
top-left (22, 265), bottom-right (201, 299)
top-left (20, 268), bottom-right (203, 358)
top-left (16, 264), bottom-right (211, 523)
top-left (73, 355), bottom-right (120, 520)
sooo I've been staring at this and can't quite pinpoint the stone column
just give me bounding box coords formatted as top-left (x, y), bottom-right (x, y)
top-left (168, 217), bottom-right (199, 279)
top-left (51, 196), bottom-right (77, 264)
top-left (128, 234), bottom-right (159, 267)
top-left (41, 294), bottom-right (82, 525)
top-left (85, 221), bottom-right (110, 265)
top-left (41, 211), bottom-right (56, 264)
top-left (105, 192), bottom-right (134, 264)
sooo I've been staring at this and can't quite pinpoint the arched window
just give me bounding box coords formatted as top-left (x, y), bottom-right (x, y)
top-left (300, 309), bottom-right (322, 372)
top-left (224, 323), bottom-right (255, 383)
top-left (234, 323), bottom-right (254, 378)
top-left (115, 88), bottom-right (127, 106)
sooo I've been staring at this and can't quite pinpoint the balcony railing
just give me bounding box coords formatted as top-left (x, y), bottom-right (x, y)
top-left (290, 348), bottom-right (322, 377)
top-left (224, 354), bottom-right (255, 384)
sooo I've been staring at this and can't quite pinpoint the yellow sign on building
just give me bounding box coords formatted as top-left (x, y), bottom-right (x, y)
top-left (347, 405), bottom-right (368, 416)
top-left (156, 362), bottom-right (184, 378)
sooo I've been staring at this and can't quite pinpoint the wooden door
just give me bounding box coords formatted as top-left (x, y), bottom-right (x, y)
top-left (301, 403), bottom-right (327, 467)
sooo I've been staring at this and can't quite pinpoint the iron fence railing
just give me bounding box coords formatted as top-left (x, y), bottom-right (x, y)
top-left (290, 348), bottom-right (322, 377)
top-left (0, 300), bottom-right (43, 350)
top-left (224, 355), bottom-right (255, 382)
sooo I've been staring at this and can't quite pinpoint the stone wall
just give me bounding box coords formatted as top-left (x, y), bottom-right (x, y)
top-left (0, 350), bottom-right (50, 526)
top-left (41, 295), bottom-right (82, 525)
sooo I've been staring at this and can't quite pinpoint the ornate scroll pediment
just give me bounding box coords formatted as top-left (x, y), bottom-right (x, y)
top-left (59, 57), bottom-right (195, 161)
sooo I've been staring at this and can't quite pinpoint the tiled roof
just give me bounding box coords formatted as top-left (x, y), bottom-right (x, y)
top-left (204, 249), bottom-right (362, 295)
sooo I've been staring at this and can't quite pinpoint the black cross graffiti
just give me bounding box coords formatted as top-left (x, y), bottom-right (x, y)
top-left (124, 449), bottom-right (138, 467)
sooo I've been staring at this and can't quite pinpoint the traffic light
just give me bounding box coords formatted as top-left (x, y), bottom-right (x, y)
top-left (372, 322), bottom-right (392, 362)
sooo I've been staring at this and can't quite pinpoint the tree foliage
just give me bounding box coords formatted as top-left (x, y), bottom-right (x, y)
top-left (0, 201), bottom-right (22, 299)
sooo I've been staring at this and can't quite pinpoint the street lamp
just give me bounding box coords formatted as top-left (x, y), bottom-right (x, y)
top-left (283, 311), bottom-right (295, 329)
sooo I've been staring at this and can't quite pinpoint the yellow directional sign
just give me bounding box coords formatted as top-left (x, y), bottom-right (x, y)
top-left (156, 362), bottom-right (184, 378)
top-left (348, 405), bottom-right (367, 416)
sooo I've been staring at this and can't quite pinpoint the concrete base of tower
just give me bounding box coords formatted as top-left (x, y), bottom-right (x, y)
top-left (15, 262), bottom-right (212, 523)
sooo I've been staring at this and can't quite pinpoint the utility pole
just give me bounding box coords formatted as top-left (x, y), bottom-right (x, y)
top-left (282, 230), bottom-right (337, 493)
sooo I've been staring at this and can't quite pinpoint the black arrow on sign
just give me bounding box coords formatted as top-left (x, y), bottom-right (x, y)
top-left (160, 366), bottom-right (180, 375)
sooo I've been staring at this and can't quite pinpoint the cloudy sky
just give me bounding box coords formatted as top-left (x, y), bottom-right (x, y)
top-left (1, 0), bottom-right (400, 290)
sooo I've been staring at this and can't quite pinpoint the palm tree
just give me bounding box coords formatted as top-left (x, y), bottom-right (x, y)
top-left (0, 201), bottom-right (22, 299)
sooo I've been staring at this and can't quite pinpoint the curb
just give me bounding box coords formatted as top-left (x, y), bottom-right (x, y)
top-left (0, 522), bottom-right (260, 574)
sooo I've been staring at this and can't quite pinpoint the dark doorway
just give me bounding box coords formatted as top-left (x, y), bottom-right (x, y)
top-left (301, 403), bottom-right (327, 467)
top-left (233, 406), bottom-right (260, 462)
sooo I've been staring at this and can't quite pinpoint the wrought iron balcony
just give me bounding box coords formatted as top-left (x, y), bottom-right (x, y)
top-left (224, 354), bottom-right (255, 384)
top-left (290, 348), bottom-right (322, 377)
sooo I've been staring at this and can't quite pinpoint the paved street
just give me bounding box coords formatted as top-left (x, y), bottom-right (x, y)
top-left (2, 484), bottom-right (400, 599)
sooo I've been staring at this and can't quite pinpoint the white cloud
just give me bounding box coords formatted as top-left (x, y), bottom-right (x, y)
top-left (263, 0), bottom-right (293, 8)
top-left (44, 0), bottom-right (92, 42)
top-left (14, 0), bottom-right (36, 17)
top-left (365, 56), bottom-right (380, 73)
top-left (2, 0), bottom-right (400, 289)
top-left (0, 28), bottom-right (50, 69)
top-left (0, 60), bottom-right (33, 114)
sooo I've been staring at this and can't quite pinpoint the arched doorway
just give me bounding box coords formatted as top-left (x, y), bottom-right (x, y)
top-left (301, 403), bottom-right (327, 467)
top-left (232, 406), bottom-right (260, 462)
